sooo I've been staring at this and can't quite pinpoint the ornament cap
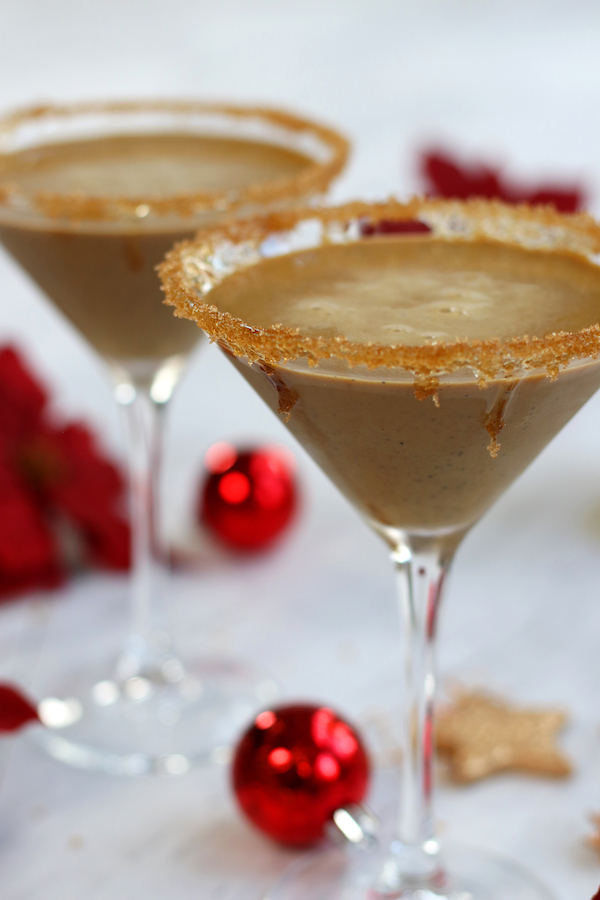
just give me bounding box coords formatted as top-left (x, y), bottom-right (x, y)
top-left (329, 802), bottom-right (378, 850)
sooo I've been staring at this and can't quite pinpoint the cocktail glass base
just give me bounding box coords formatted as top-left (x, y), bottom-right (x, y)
top-left (31, 657), bottom-right (278, 775)
top-left (265, 841), bottom-right (555, 900)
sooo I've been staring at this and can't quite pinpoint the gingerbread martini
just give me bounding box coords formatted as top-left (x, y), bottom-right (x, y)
top-left (0, 102), bottom-right (347, 366)
top-left (161, 199), bottom-right (600, 898)
top-left (0, 100), bottom-right (349, 775)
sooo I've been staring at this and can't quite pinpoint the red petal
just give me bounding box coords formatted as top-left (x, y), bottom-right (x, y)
top-left (0, 457), bottom-right (64, 601)
top-left (0, 461), bottom-right (59, 573)
top-left (515, 188), bottom-right (581, 214)
top-left (0, 348), bottom-right (131, 580)
top-left (361, 219), bottom-right (431, 236)
top-left (43, 424), bottom-right (131, 571)
top-left (0, 683), bottom-right (39, 731)
top-left (421, 150), bottom-right (586, 212)
top-left (0, 346), bottom-right (47, 447)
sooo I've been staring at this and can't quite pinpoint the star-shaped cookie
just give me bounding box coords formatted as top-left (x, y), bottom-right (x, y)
top-left (586, 813), bottom-right (600, 855)
top-left (435, 691), bottom-right (572, 783)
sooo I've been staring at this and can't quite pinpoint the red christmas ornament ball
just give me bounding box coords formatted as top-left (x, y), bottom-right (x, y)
top-left (232, 703), bottom-right (370, 846)
top-left (201, 443), bottom-right (297, 551)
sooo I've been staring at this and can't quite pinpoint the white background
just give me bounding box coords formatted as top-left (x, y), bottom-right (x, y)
top-left (2, 2), bottom-right (600, 898)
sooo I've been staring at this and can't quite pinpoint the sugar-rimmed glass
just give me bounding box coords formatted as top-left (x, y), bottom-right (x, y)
top-left (0, 100), bottom-right (349, 775)
top-left (160, 198), bottom-right (600, 896)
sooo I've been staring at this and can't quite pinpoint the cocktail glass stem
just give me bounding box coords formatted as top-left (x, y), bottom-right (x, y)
top-left (381, 534), bottom-right (457, 894)
top-left (33, 350), bottom-right (278, 772)
top-left (110, 355), bottom-right (186, 685)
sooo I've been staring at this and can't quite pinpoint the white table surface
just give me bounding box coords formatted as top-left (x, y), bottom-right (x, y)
top-left (2, 2), bottom-right (600, 897)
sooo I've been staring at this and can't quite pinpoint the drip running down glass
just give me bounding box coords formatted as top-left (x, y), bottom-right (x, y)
top-left (0, 99), bottom-right (349, 775)
top-left (160, 198), bottom-right (600, 897)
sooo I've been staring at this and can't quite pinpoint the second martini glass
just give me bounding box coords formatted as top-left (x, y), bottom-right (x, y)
top-left (0, 99), bottom-right (348, 774)
top-left (161, 198), bottom-right (600, 897)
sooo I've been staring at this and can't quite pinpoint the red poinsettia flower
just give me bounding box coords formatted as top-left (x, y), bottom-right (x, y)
top-left (0, 683), bottom-right (39, 732)
top-left (0, 346), bottom-right (130, 600)
top-left (421, 150), bottom-right (586, 212)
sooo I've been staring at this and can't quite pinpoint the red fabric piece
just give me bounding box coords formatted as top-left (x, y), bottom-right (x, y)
top-left (201, 446), bottom-right (297, 552)
top-left (0, 344), bottom-right (130, 600)
top-left (0, 683), bottom-right (39, 732)
top-left (233, 703), bottom-right (370, 846)
top-left (421, 150), bottom-right (585, 213)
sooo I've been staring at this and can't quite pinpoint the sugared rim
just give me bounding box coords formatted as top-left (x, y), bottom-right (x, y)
top-left (0, 99), bottom-right (349, 222)
top-left (159, 197), bottom-right (600, 384)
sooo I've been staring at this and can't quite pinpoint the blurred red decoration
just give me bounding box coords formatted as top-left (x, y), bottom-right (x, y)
top-left (0, 345), bottom-right (130, 600)
top-left (421, 149), bottom-right (586, 212)
top-left (200, 443), bottom-right (298, 552)
top-left (361, 219), bottom-right (431, 237)
top-left (0, 683), bottom-right (39, 732)
top-left (232, 703), bottom-right (370, 845)
top-left (592, 888), bottom-right (600, 900)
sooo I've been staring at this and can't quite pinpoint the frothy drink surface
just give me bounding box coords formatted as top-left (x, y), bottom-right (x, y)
top-left (216, 239), bottom-right (600, 344)
top-left (0, 134), bottom-right (312, 361)
top-left (214, 238), bottom-right (600, 538)
top-left (0, 134), bottom-right (311, 206)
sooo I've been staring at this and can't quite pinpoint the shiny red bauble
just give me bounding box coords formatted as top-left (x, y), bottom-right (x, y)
top-left (200, 443), bottom-right (297, 551)
top-left (0, 683), bottom-right (39, 732)
top-left (232, 703), bottom-right (370, 846)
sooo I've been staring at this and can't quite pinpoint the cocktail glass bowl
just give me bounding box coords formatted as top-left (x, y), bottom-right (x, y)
top-left (0, 100), bottom-right (349, 774)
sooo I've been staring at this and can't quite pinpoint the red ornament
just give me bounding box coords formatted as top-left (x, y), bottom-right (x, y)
top-left (0, 683), bottom-right (39, 732)
top-left (232, 703), bottom-right (370, 846)
top-left (200, 443), bottom-right (298, 552)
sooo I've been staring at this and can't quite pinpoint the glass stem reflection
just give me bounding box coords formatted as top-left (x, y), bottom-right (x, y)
top-left (389, 535), bottom-right (455, 890)
top-left (111, 356), bottom-right (185, 685)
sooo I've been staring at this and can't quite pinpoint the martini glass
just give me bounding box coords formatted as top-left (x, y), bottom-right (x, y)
top-left (0, 100), bottom-right (349, 775)
top-left (160, 198), bottom-right (600, 898)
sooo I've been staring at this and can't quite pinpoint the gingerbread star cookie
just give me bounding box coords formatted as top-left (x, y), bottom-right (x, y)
top-left (435, 691), bottom-right (571, 783)
top-left (586, 813), bottom-right (600, 855)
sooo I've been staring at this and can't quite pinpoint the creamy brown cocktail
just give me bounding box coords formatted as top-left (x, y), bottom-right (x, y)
top-left (0, 103), bottom-right (347, 365)
top-left (0, 101), bottom-right (349, 776)
top-left (161, 199), bottom-right (600, 898)
top-left (0, 134), bottom-right (314, 360)
top-left (217, 239), bottom-right (600, 539)
top-left (161, 201), bottom-right (600, 542)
